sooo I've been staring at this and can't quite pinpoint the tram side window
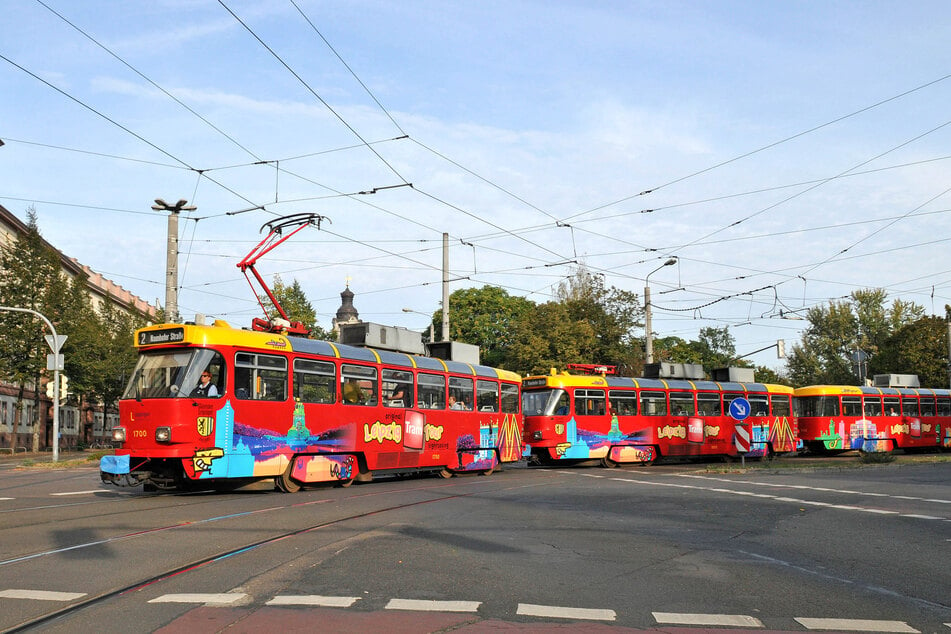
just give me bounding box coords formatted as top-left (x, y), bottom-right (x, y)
top-left (920, 397), bottom-right (936, 416)
top-left (293, 359), bottom-right (335, 404)
top-left (770, 394), bottom-right (791, 417)
top-left (842, 396), bottom-right (862, 417)
top-left (609, 390), bottom-right (637, 416)
top-left (863, 397), bottom-right (883, 417)
top-left (938, 397), bottom-right (951, 417)
top-left (748, 394), bottom-right (768, 417)
top-left (417, 373), bottom-right (445, 409)
top-left (883, 397), bottom-right (900, 416)
top-left (448, 377), bottom-right (473, 410)
top-left (640, 391), bottom-right (667, 416)
top-left (477, 380), bottom-right (499, 412)
top-left (697, 393), bottom-right (721, 416)
top-left (575, 389), bottom-right (606, 416)
top-left (341, 364), bottom-right (377, 406)
top-left (798, 396), bottom-right (840, 417)
top-left (669, 391), bottom-right (695, 416)
top-left (901, 397), bottom-right (919, 417)
top-left (382, 369), bottom-right (413, 408)
top-left (500, 383), bottom-right (520, 413)
top-left (235, 352), bottom-right (287, 401)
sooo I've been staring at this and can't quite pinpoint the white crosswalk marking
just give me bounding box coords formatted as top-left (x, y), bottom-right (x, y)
top-left (267, 595), bottom-right (360, 607)
top-left (386, 598), bottom-right (481, 612)
top-left (0, 589), bottom-right (86, 601)
top-left (148, 593), bottom-right (247, 605)
top-left (795, 617), bottom-right (919, 632)
top-left (517, 603), bottom-right (616, 621)
top-left (653, 612), bottom-right (764, 627)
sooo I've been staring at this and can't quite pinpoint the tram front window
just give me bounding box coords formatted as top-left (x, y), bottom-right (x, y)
top-left (522, 389), bottom-right (567, 416)
top-left (123, 349), bottom-right (225, 399)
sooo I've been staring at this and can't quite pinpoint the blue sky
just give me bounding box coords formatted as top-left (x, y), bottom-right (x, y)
top-left (3, 1), bottom-right (951, 372)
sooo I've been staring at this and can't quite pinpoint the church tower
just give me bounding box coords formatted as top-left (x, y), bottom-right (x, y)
top-left (331, 282), bottom-right (360, 337)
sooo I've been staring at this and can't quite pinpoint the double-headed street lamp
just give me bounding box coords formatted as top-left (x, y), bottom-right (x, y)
top-left (151, 198), bottom-right (196, 324)
top-left (644, 257), bottom-right (677, 365)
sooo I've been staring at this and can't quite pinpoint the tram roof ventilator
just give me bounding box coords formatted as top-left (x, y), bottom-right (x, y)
top-left (338, 322), bottom-right (480, 364)
top-left (643, 362), bottom-right (706, 380)
top-left (873, 373), bottom-right (920, 388)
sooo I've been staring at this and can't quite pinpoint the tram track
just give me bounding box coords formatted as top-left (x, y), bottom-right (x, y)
top-left (3, 474), bottom-right (547, 633)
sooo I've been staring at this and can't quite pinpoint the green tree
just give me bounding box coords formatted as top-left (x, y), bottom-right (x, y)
top-left (786, 289), bottom-right (926, 386)
top-left (873, 316), bottom-right (948, 387)
top-left (554, 265), bottom-right (643, 373)
top-left (506, 301), bottom-right (592, 375)
top-left (436, 286), bottom-right (535, 368)
top-left (0, 208), bottom-right (68, 451)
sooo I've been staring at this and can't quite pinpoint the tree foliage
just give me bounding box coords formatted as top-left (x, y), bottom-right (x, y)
top-left (436, 286), bottom-right (534, 368)
top-left (0, 208), bottom-right (69, 450)
top-left (786, 289), bottom-right (928, 386)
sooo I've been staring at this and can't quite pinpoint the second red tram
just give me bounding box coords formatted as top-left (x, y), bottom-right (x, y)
top-left (795, 385), bottom-right (951, 453)
top-left (521, 371), bottom-right (796, 466)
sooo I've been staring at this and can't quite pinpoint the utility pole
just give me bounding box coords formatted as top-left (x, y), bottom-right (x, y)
top-left (151, 198), bottom-right (196, 324)
top-left (441, 232), bottom-right (450, 342)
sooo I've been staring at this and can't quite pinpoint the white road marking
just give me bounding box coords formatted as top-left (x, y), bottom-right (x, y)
top-left (385, 598), bottom-right (481, 612)
top-left (0, 589), bottom-right (86, 601)
top-left (679, 475), bottom-right (951, 505)
top-left (653, 611), bottom-right (764, 627)
top-left (148, 593), bottom-right (247, 605)
top-left (600, 475), bottom-right (947, 520)
top-left (267, 595), bottom-right (360, 607)
top-left (51, 490), bottom-right (104, 496)
top-left (517, 603), bottom-right (616, 621)
top-left (0, 497), bottom-right (12, 501)
top-left (795, 617), bottom-right (919, 632)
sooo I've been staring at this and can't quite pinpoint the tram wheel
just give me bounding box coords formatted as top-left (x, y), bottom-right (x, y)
top-left (438, 468), bottom-right (454, 479)
top-left (478, 467), bottom-right (494, 476)
top-left (600, 457), bottom-right (618, 468)
top-left (275, 466), bottom-right (301, 493)
top-left (336, 476), bottom-right (354, 488)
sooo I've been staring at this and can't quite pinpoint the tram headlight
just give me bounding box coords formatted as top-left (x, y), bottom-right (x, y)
top-left (533, 430), bottom-right (544, 440)
top-left (111, 427), bottom-right (126, 443)
top-left (155, 426), bottom-right (171, 443)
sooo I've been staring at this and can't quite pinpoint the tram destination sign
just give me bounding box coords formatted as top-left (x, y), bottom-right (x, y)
top-left (138, 327), bottom-right (186, 346)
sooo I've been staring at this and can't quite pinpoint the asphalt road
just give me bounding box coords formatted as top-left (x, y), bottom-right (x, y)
top-left (1, 458), bottom-right (949, 633)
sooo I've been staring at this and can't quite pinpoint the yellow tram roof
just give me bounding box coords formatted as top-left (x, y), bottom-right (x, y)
top-left (134, 321), bottom-right (521, 382)
top-left (523, 372), bottom-right (792, 394)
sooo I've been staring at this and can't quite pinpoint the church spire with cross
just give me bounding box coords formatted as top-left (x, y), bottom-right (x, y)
top-left (332, 277), bottom-right (360, 336)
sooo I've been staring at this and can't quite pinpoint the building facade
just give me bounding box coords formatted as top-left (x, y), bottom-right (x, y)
top-left (0, 203), bottom-right (158, 451)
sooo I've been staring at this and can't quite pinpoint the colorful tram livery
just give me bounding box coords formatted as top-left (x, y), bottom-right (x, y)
top-left (521, 372), bottom-right (796, 466)
top-left (795, 385), bottom-right (951, 453)
top-left (100, 321), bottom-right (523, 491)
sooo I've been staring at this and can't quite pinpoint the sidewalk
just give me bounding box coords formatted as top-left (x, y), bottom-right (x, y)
top-left (0, 448), bottom-right (101, 467)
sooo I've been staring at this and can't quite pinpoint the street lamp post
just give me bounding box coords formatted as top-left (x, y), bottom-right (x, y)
top-left (151, 198), bottom-right (196, 324)
top-left (644, 257), bottom-right (677, 365)
top-left (402, 308), bottom-right (434, 342)
top-left (0, 306), bottom-right (66, 462)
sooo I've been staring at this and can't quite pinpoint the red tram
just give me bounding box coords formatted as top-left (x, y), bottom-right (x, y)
top-left (100, 320), bottom-right (524, 491)
top-left (795, 385), bottom-right (951, 453)
top-left (521, 369), bottom-right (796, 466)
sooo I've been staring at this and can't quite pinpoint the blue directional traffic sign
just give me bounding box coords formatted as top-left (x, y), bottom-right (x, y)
top-left (729, 397), bottom-right (751, 421)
